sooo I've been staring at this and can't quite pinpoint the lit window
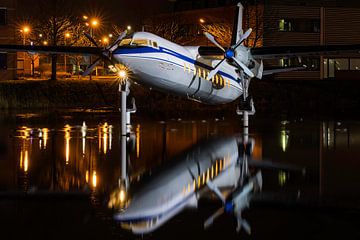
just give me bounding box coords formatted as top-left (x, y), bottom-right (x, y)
top-left (279, 19), bottom-right (293, 32)
top-left (131, 39), bottom-right (149, 46)
top-left (119, 38), bottom-right (132, 46)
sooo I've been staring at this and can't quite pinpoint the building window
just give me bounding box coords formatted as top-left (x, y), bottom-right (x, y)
top-left (0, 53), bottom-right (7, 70)
top-left (279, 19), bottom-right (320, 33)
top-left (280, 57), bottom-right (319, 71)
top-left (279, 19), bottom-right (293, 32)
top-left (0, 8), bottom-right (7, 25)
top-left (350, 59), bottom-right (360, 70)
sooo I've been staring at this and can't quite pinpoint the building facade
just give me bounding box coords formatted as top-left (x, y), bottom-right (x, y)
top-left (0, 0), bottom-right (17, 80)
top-left (157, 1), bottom-right (360, 80)
top-left (264, 4), bottom-right (360, 80)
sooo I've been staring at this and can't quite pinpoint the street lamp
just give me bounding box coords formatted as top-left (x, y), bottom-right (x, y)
top-left (102, 36), bottom-right (109, 46)
top-left (64, 32), bottom-right (71, 75)
top-left (199, 18), bottom-right (205, 24)
top-left (127, 25), bottom-right (131, 31)
top-left (21, 25), bottom-right (30, 45)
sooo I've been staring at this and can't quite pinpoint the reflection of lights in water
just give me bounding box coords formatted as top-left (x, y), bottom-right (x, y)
top-left (20, 150), bottom-right (23, 169)
top-left (92, 171), bottom-right (97, 188)
top-left (38, 129), bottom-right (43, 149)
top-left (43, 128), bottom-right (48, 149)
top-left (103, 122), bottom-right (108, 154)
top-left (136, 124), bottom-right (140, 158)
top-left (281, 129), bottom-right (289, 152)
top-left (24, 150), bottom-right (29, 172)
top-left (81, 122), bottom-right (87, 155)
top-left (278, 171), bottom-right (288, 186)
top-left (109, 125), bottom-right (113, 151)
top-left (108, 187), bottom-right (128, 209)
top-left (64, 125), bottom-right (71, 164)
top-left (86, 170), bottom-right (89, 183)
top-left (119, 189), bottom-right (126, 202)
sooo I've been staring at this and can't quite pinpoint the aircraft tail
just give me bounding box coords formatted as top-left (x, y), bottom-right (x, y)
top-left (231, 2), bottom-right (244, 45)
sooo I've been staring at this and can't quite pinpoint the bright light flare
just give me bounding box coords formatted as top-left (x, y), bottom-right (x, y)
top-left (23, 26), bottom-right (30, 33)
top-left (118, 69), bottom-right (127, 79)
top-left (91, 19), bottom-right (99, 27)
top-left (199, 18), bottom-right (205, 23)
top-left (127, 25), bottom-right (131, 30)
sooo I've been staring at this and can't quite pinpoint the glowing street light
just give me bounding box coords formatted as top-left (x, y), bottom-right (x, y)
top-left (127, 25), bottom-right (131, 31)
top-left (199, 18), bottom-right (205, 24)
top-left (83, 15), bottom-right (88, 20)
top-left (91, 19), bottom-right (99, 27)
top-left (43, 41), bottom-right (48, 46)
top-left (21, 25), bottom-right (30, 45)
top-left (64, 32), bottom-right (71, 74)
top-left (102, 36), bottom-right (109, 45)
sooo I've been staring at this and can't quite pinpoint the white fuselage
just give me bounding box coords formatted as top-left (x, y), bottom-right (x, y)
top-left (113, 137), bottom-right (241, 234)
top-left (113, 32), bottom-right (243, 104)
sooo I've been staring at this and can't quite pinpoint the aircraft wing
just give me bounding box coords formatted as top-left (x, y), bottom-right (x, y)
top-left (0, 44), bottom-right (101, 55)
top-left (262, 66), bottom-right (306, 76)
top-left (251, 44), bottom-right (360, 59)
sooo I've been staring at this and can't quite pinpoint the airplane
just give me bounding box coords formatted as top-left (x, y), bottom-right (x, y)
top-left (108, 136), bottom-right (263, 235)
top-left (1, 2), bottom-right (360, 108)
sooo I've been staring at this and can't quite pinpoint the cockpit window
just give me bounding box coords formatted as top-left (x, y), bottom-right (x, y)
top-left (119, 38), bottom-right (132, 46)
top-left (119, 38), bottom-right (158, 48)
top-left (131, 39), bottom-right (149, 46)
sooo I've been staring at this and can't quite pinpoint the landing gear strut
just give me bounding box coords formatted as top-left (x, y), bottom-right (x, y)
top-left (119, 79), bottom-right (136, 191)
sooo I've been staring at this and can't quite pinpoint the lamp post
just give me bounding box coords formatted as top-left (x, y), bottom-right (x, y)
top-left (21, 26), bottom-right (30, 45)
top-left (64, 32), bottom-right (70, 76)
top-left (89, 18), bottom-right (99, 80)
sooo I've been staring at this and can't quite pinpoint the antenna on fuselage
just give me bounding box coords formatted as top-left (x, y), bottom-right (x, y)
top-left (231, 2), bottom-right (244, 46)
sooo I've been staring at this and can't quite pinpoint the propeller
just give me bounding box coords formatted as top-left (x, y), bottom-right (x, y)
top-left (205, 28), bottom-right (254, 80)
top-left (82, 30), bottom-right (128, 76)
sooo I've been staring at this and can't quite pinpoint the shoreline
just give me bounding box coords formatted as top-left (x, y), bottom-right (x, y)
top-left (0, 79), bottom-right (359, 118)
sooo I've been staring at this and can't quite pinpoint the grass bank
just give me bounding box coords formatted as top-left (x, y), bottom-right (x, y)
top-left (0, 79), bottom-right (359, 118)
top-left (0, 80), bottom-right (119, 109)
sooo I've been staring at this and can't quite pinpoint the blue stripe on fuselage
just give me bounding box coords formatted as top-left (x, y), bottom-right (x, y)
top-left (113, 46), bottom-right (239, 83)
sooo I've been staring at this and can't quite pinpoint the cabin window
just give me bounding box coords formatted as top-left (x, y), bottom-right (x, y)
top-left (0, 53), bottom-right (7, 70)
top-left (152, 41), bottom-right (158, 48)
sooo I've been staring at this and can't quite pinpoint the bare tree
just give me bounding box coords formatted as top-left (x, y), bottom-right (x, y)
top-left (32, 0), bottom-right (77, 80)
top-left (200, 18), bottom-right (232, 47)
top-left (243, 1), bottom-right (264, 48)
top-left (144, 14), bottom-right (188, 44)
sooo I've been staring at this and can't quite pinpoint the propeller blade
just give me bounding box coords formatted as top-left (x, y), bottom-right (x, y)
top-left (256, 60), bottom-right (263, 79)
top-left (236, 217), bottom-right (251, 234)
top-left (207, 59), bottom-right (226, 80)
top-left (108, 30), bottom-right (127, 52)
top-left (204, 32), bottom-right (226, 52)
top-left (233, 28), bottom-right (252, 50)
top-left (204, 207), bottom-right (225, 229)
top-left (231, 57), bottom-right (255, 78)
top-left (206, 181), bottom-right (226, 203)
top-left (82, 57), bottom-right (101, 76)
top-left (84, 32), bottom-right (99, 48)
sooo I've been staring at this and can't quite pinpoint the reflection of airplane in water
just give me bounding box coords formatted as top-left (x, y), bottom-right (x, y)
top-left (109, 136), bottom-right (263, 235)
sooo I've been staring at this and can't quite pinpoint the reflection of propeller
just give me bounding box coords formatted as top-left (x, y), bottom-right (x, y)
top-left (82, 30), bottom-right (127, 76)
top-left (204, 171), bottom-right (262, 235)
top-left (205, 28), bottom-right (254, 80)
